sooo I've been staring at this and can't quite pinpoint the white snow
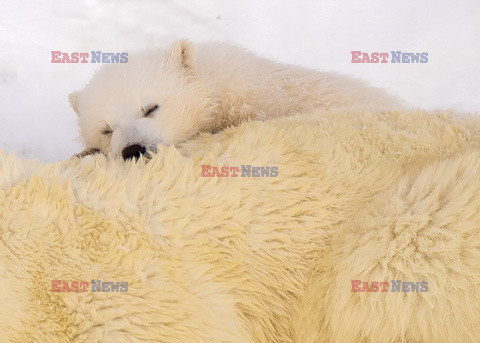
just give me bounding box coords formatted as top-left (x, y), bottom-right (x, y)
top-left (1, 0), bottom-right (479, 161)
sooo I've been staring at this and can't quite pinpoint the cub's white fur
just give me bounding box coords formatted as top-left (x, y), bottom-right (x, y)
top-left (70, 39), bottom-right (401, 158)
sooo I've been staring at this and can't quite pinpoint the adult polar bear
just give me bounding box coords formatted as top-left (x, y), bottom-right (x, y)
top-left (1, 111), bottom-right (479, 342)
top-left (69, 39), bottom-right (401, 160)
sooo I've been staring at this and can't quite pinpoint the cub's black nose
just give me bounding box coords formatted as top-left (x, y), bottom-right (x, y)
top-left (122, 144), bottom-right (146, 161)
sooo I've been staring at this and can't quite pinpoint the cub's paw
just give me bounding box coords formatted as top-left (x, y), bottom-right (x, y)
top-left (73, 148), bottom-right (102, 158)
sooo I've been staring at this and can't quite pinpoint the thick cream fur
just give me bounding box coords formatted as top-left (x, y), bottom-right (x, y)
top-left (1, 110), bottom-right (480, 342)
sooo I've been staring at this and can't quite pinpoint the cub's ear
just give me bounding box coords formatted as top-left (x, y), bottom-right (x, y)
top-left (68, 92), bottom-right (80, 114)
top-left (168, 39), bottom-right (195, 71)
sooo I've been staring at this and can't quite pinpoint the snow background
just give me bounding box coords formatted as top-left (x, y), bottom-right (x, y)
top-left (1, 0), bottom-right (479, 162)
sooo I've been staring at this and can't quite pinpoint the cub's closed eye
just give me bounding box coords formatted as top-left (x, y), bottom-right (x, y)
top-left (101, 126), bottom-right (113, 135)
top-left (144, 104), bottom-right (159, 117)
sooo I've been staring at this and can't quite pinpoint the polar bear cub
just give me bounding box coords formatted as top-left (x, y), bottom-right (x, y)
top-left (69, 40), bottom-right (401, 160)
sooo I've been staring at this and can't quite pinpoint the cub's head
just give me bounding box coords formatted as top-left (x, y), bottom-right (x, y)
top-left (70, 40), bottom-right (214, 160)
